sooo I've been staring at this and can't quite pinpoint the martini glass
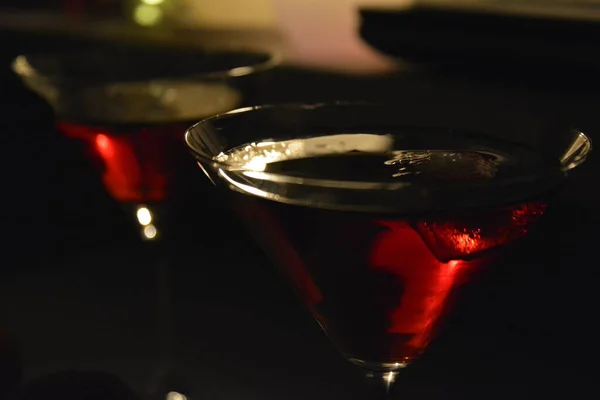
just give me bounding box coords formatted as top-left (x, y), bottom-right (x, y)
top-left (12, 45), bottom-right (277, 239)
top-left (185, 103), bottom-right (591, 396)
top-left (12, 46), bottom-right (275, 399)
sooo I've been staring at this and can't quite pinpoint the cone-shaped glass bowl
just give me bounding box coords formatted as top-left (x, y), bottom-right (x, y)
top-left (13, 46), bottom-right (277, 239)
top-left (185, 103), bottom-right (591, 395)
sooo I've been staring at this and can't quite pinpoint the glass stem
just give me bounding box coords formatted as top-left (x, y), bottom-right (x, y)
top-left (146, 237), bottom-right (191, 399)
top-left (155, 252), bottom-right (173, 373)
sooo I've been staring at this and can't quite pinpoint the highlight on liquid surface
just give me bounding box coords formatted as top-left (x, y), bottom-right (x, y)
top-left (215, 133), bottom-right (546, 182)
top-left (212, 133), bottom-right (553, 366)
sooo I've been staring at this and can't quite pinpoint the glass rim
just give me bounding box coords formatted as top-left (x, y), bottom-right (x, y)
top-left (187, 101), bottom-right (589, 170)
top-left (185, 102), bottom-right (591, 212)
top-left (185, 102), bottom-right (373, 170)
top-left (11, 47), bottom-right (280, 84)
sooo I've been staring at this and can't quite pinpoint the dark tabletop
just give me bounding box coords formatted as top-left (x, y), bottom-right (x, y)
top-left (0, 30), bottom-right (598, 399)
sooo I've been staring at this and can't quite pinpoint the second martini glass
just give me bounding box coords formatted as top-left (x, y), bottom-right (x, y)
top-left (12, 45), bottom-right (276, 399)
top-left (12, 45), bottom-right (276, 239)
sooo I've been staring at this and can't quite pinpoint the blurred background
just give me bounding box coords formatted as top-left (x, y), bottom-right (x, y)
top-left (0, 0), bottom-right (406, 73)
top-left (1, 1), bottom-right (600, 399)
top-left (4, 0), bottom-right (600, 73)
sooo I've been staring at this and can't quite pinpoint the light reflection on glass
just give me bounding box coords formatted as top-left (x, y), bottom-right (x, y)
top-left (214, 134), bottom-right (394, 171)
top-left (136, 206), bottom-right (153, 226)
top-left (559, 130), bottom-right (593, 170)
top-left (143, 224), bottom-right (158, 240)
top-left (382, 370), bottom-right (397, 394)
top-left (384, 371), bottom-right (396, 383)
top-left (166, 391), bottom-right (187, 400)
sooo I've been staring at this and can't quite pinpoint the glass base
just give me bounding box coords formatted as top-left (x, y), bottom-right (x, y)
top-left (364, 370), bottom-right (401, 398)
top-left (347, 358), bottom-right (409, 397)
top-left (348, 358), bottom-right (409, 372)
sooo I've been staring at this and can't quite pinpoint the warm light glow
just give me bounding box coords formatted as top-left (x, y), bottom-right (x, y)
top-left (228, 66), bottom-right (255, 77)
top-left (179, 0), bottom-right (277, 29)
top-left (141, 0), bottom-right (164, 5)
top-left (215, 134), bottom-right (393, 171)
top-left (559, 131), bottom-right (592, 170)
top-left (223, 106), bottom-right (256, 115)
top-left (136, 206), bottom-right (152, 226)
top-left (58, 121), bottom-right (174, 204)
top-left (143, 224), bottom-right (158, 239)
top-left (197, 162), bottom-right (215, 185)
top-left (272, 0), bottom-right (404, 74)
top-left (95, 134), bottom-right (113, 157)
top-left (450, 229), bottom-right (482, 255)
top-left (12, 56), bottom-right (34, 77)
top-left (370, 222), bottom-right (469, 352)
top-left (384, 371), bottom-right (396, 383)
top-left (415, 202), bottom-right (547, 261)
top-left (218, 169), bottom-right (279, 201)
top-left (382, 370), bottom-right (397, 393)
top-left (447, 259), bottom-right (461, 271)
top-left (242, 156), bottom-right (268, 172)
top-left (166, 392), bottom-right (187, 400)
top-left (133, 4), bottom-right (163, 26)
top-left (256, 141), bottom-right (277, 147)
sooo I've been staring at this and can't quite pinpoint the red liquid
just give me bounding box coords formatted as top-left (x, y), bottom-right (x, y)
top-left (59, 120), bottom-right (192, 203)
top-left (231, 194), bottom-right (546, 364)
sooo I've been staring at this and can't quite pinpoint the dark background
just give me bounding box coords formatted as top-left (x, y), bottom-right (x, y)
top-left (0, 27), bottom-right (599, 399)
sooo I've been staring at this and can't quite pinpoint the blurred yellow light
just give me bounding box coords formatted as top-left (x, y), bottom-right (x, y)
top-left (143, 224), bottom-right (158, 239)
top-left (141, 0), bottom-right (164, 5)
top-left (133, 4), bottom-right (163, 26)
top-left (136, 206), bottom-right (152, 226)
top-left (166, 392), bottom-right (187, 400)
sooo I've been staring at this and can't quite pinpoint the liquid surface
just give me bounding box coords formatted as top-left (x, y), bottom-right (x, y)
top-left (215, 133), bottom-right (552, 365)
top-left (216, 133), bottom-right (545, 182)
top-left (215, 133), bottom-right (554, 213)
